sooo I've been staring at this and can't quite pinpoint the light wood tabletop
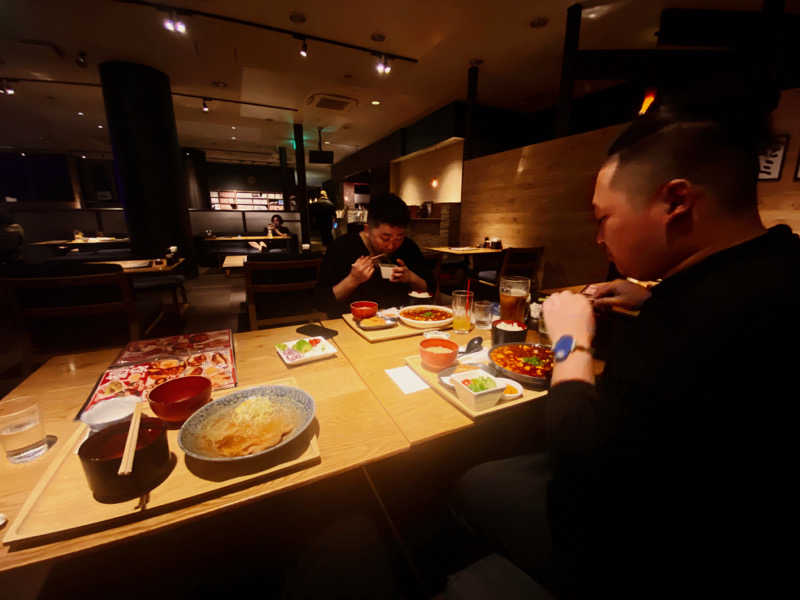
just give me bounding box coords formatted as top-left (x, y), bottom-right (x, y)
top-left (426, 246), bottom-right (503, 255)
top-left (0, 325), bottom-right (408, 572)
top-left (31, 238), bottom-right (130, 247)
top-left (87, 258), bottom-right (185, 274)
top-left (323, 318), bottom-right (550, 446)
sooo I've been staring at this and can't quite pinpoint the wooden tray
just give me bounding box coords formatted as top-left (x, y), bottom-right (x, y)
top-left (342, 313), bottom-right (433, 342)
top-left (3, 377), bottom-right (320, 546)
top-left (404, 355), bottom-right (547, 419)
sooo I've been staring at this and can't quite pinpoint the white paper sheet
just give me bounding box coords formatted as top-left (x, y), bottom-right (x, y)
top-left (385, 366), bottom-right (430, 394)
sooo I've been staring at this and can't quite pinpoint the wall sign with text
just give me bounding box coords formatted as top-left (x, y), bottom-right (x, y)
top-left (758, 134), bottom-right (789, 181)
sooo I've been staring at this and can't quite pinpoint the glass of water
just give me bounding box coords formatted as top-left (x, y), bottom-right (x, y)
top-left (0, 396), bottom-right (48, 464)
top-left (473, 300), bottom-right (494, 328)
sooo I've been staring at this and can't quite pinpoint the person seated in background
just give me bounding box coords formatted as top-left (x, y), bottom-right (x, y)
top-left (267, 214), bottom-right (290, 237)
top-left (453, 100), bottom-right (799, 597)
top-left (0, 207), bottom-right (24, 263)
top-left (315, 193), bottom-right (434, 317)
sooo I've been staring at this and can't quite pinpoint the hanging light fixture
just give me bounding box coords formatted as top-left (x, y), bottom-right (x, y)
top-left (383, 57), bottom-right (392, 75)
top-left (299, 38), bottom-right (309, 57)
top-left (163, 10), bottom-right (187, 34)
top-left (375, 55), bottom-right (386, 74)
top-left (202, 98), bottom-right (209, 112)
top-left (1, 79), bottom-right (15, 95)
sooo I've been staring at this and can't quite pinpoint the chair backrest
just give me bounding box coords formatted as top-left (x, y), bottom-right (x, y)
top-left (0, 263), bottom-right (140, 339)
top-left (245, 258), bottom-right (323, 293)
top-left (421, 250), bottom-right (444, 302)
top-left (498, 246), bottom-right (545, 290)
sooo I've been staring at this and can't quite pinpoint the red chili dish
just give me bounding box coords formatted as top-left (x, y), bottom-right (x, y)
top-left (401, 307), bottom-right (452, 322)
top-left (489, 344), bottom-right (554, 379)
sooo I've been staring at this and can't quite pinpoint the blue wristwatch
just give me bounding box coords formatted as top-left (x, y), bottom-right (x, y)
top-left (553, 335), bottom-right (591, 362)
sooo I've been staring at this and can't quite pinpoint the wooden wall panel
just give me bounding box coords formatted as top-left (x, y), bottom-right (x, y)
top-left (461, 125), bottom-right (624, 289)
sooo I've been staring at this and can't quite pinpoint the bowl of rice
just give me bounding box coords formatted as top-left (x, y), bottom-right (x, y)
top-left (418, 338), bottom-right (459, 371)
top-left (491, 319), bottom-right (528, 345)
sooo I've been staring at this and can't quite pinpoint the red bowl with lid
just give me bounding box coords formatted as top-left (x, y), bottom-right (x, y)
top-left (350, 301), bottom-right (378, 320)
top-left (78, 416), bottom-right (170, 503)
top-left (148, 376), bottom-right (212, 423)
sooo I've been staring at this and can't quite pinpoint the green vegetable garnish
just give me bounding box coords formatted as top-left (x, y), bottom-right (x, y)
top-left (422, 311), bottom-right (433, 318)
top-left (293, 339), bottom-right (313, 353)
top-left (467, 376), bottom-right (495, 393)
top-left (522, 356), bottom-right (542, 366)
top-left (276, 343), bottom-right (287, 351)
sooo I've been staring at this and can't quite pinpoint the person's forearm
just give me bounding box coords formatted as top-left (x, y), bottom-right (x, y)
top-left (332, 273), bottom-right (360, 301)
top-left (550, 350), bottom-right (595, 387)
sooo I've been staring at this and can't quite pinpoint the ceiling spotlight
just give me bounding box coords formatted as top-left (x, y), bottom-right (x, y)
top-left (299, 38), bottom-right (309, 57)
top-left (202, 98), bottom-right (209, 112)
top-left (231, 136), bottom-right (237, 140)
top-left (77, 111), bottom-right (85, 116)
top-left (371, 100), bottom-right (381, 106)
top-left (21, 152), bottom-right (26, 157)
top-left (1, 80), bottom-right (15, 95)
top-left (76, 51), bottom-right (88, 68)
top-left (163, 10), bottom-right (187, 34)
top-left (97, 124), bottom-right (104, 129)
top-left (384, 58), bottom-right (392, 75)
top-left (81, 154), bottom-right (86, 159)
top-left (431, 178), bottom-right (439, 189)
top-left (375, 56), bottom-right (386, 74)
top-left (231, 126), bottom-right (237, 130)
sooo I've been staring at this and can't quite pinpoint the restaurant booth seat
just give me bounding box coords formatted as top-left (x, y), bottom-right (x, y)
top-left (477, 247), bottom-right (545, 300)
top-left (447, 554), bottom-right (554, 600)
top-left (245, 257), bottom-right (326, 329)
top-left (0, 263), bottom-right (160, 373)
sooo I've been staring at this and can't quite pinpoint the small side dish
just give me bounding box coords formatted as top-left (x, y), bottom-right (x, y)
top-left (275, 337), bottom-right (337, 366)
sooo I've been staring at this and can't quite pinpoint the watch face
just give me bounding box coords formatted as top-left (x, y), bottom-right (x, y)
top-left (553, 335), bottom-right (575, 362)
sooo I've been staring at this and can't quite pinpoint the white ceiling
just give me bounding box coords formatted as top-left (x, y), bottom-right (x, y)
top-left (0, 0), bottom-right (773, 185)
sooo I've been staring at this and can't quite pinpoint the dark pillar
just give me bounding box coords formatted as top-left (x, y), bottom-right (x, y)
top-left (99, 61), bottom-right (193, 260)
top-left (293, 124), bottom-right (310, 244)
top-left (556, 4), bottom-right (583, 137)
top-left (182, 148), bottom-right (209, 210)
top-left (279, 146), bottom-right (293, 205)
top-left (464, 63), bottom-right (479, 160)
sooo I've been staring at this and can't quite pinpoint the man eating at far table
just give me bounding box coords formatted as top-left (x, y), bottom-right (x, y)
top-left (315, 193), bottom-right (434, 317)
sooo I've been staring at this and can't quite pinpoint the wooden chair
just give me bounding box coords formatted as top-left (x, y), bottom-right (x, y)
top-left (477, 246), bottom-right (545, 298)
top-left (0, 264), bottom-right (141, 373)
top-left (421, 250), bottom-right (444, 303)
top-left (245, 258), bottom-right (327, 329)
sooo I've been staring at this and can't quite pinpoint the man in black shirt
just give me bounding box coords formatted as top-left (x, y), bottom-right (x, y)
top-left (315, 194), bottom-right (434, 316)
top-left (454, 104), bottom-right (798, 597)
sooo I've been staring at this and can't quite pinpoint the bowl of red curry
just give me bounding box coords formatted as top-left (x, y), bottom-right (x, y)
top-left (398, 305), bottom-right (454, 329)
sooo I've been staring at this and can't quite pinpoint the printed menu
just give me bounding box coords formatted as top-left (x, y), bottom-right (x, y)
top-left (77, 330), bottom-right (237, 418)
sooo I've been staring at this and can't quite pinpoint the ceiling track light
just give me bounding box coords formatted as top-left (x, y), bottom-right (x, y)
top-left (299, 38), bottom-right (308, 57)
top-left (0, 79), bottom-right (14, 95)
top-left (375, 55), bottom-right (391, 75)
top-left (163, 9), bottom-right (187, 34)
top-left (202, 98), bottom-right (209, 112)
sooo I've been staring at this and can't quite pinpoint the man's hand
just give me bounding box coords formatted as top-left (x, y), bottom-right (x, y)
top-left (589, 279), bottom-right (652, 311)
top-left (543, 291), bottom-right (595, 348)
top-left (390, 259), bottom-right (428, 292)
top-left (350, 256), bottom-right (375, 284)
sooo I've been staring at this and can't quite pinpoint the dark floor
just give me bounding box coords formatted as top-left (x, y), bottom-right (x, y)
top-left (0, 265), bottom-right (542, 599)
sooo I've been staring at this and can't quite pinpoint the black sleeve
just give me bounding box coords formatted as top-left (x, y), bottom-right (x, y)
top-left (546, 380), bottom-right (605, 456)
top-left (402, 241), bottom-right (435, 293)
top-left (314, 240), bottom-right (353, 317)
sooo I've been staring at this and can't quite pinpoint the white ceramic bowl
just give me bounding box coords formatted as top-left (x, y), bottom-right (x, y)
top-left (453, 369), bottom-right (504, 411)
top-left (398, 305), bottom-right (454, 329)
top-left (79, 396), bottom-right (139, 430)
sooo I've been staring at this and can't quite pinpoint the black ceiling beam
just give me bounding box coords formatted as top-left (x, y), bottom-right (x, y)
top-left (115, 0), bottom-right (418, 64)
top-left (573, 49), bottom-right (740, 82)
top-left (0, 77), bottom-right (298, 112)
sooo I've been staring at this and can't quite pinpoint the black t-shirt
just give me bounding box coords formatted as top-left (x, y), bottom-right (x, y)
top-left (314, 230), bottom-right (434, 316)
top-left (545, 225), bottom-right (800, 595)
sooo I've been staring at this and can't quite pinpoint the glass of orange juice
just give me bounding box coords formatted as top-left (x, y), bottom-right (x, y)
top-left (452, 290), bottom-right (474, 333)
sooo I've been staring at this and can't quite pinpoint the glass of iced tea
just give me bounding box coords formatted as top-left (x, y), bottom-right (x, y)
top-left (499, 276), bottom-right (530, 322)
top-left (451, 290), bottom-right (474, 334)
top-left (0, 396), bottom-right (48, 464)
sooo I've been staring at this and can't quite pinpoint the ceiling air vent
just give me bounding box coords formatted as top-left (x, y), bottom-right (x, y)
top-left (305, 93), bottom-right (358, 112)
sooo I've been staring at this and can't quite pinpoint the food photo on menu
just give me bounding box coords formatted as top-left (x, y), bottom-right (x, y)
top-left (76, 330), bottom-right (238, 419)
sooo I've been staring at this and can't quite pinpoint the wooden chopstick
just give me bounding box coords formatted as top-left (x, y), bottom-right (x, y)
top-left (117, 401), bottom-right (144, 476)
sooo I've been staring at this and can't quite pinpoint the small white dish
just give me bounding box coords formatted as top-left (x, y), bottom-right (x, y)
top-left (79, 395), bottom-right (139, 430)
top-left (495, 377), bottom-right (523, 400)
top-left (275, 337), bottom-right (337, 366)
top-left (452, 369), bottom-right (504, 411)
top-left (423, 330), bottom-right (451, 340)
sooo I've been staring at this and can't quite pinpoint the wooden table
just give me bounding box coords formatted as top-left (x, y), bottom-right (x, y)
top-left (222, 255), bottom-right (247, 277)
top-left (31, 238), bottom-right (129, 247)
top-left (88, 258), bottom-right (185, 274)
top-left (0, 325), bottom-right (408, 572)
top-left (427, 246), bottom-right (503, 256)
top-left (324, 318), bottom-right (551, 445)
top-left (204, 235), bottom-right (288, 242)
